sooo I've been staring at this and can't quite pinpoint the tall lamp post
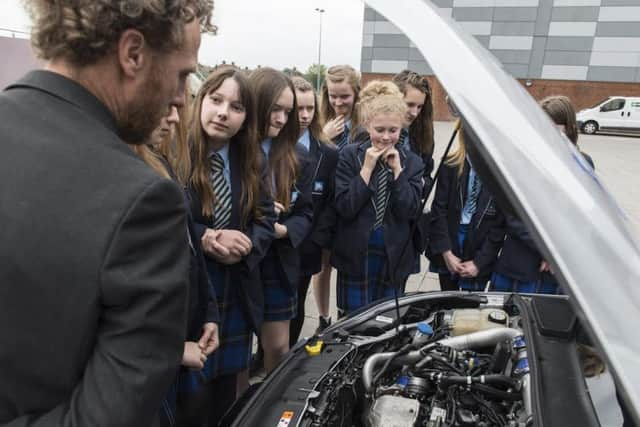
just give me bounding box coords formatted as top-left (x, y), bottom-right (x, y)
top-left (315, 7), bottom-right (325, 91)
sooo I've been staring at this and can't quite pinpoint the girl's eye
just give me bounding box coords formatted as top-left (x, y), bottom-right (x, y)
top-left (231, 104), bottom-right (245, 113)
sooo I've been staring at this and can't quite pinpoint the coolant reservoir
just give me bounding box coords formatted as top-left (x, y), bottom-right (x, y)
top-left (446, 308), bottom-right (509, 336)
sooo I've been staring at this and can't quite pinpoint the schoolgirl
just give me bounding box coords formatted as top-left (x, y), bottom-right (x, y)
top-left (490, 95), bottom-right (593, 295)
top-left (351, 70), bottom-right (437, 276)
top-left (288, 76), bottom-right (339, 345)
top-left (332, 81), bottom-right (424, 316)
top-left (313, 65), bottom-right (362, 330)
top-left (391, 70), bottom-right (436, 192)
top-left (187, 66), bottom-right (277, 425)
top-left (131, 102), bottom-right (220, 427)
top-left (428, 124), bottom-right (505, 291)
top-left (250, 68), bottom-right (313, 374)
top-left (541, 95), bottom-right (595, 169)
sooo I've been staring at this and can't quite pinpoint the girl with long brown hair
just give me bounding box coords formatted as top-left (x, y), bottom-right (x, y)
top-left (187, 65), bottom-right (277, 424)
top-left (489, 96), bottom-right (593, 295)
top-left (288, 76), bottom-right (339, 345)
top-left (392, 69), bottom-right (436, 190)
top-left (250, 68), bottom-right (313, 374)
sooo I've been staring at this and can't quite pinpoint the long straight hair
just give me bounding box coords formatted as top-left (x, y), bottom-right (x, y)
top-left (540, 95), bottom-right (579, 145)
top-left (320, 65), bottom-right (361, 136)
top-left (157, 85), bottom-right (193, 186)
top-left (392, 70), bottom-right (435, 156)
top-left (131, 144), bottom-right (172, 179)
top-left (292, 76), bottom-right (330, 146)
top-left (250, 67), bottom-right (300, 210)
top-left (190, 66), bottom-right (262, 225)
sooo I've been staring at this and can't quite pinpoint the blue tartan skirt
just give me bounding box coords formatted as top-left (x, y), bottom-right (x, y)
top-left (261, 247), bottom-right (298, 322)
top-left (336, 227), bottom-right (399, 315)
top-left (177, 262), bottom-right (252, 397)
top-left (428, 223), bottom-right (488, 291)
top-left (490, 272), bottom-right (562, 295)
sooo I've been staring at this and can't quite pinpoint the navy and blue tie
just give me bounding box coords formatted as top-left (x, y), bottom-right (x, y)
top-left (210, 153), bottom-right (232, 229)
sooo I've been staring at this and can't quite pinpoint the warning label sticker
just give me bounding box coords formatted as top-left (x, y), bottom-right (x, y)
top-left (277, 411), bottom-right (294, 427)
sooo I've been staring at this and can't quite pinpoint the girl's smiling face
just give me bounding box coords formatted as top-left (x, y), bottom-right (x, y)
top-left (327, 80), bottom-right (356, 118)
top-left (366, 112), bottom-right (403, 151)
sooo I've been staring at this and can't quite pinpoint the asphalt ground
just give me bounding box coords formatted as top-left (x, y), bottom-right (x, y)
top-left (297, 121), bottom-right (640, 339)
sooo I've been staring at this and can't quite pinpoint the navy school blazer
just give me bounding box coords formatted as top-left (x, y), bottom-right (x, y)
top-left (428, 159), bottom-right (506, 278)
top-left (189, 142), bottom-right (277, 332)
top-left (331, 140), bottom-right (425, 285)
top-left (298, 136), bottom-right (340, 276)
top-left (262, 143), bottom-right (314, 289)
top-left (159, 155), bottom-right (219, 341)
top-left (494, 214), bottom-right (554, 283)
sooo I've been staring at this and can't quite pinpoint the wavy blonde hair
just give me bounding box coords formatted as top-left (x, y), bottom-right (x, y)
top-left (357, 80), bottom-right (407, 126)
top-left (25, 0), bottom-right (216, 65)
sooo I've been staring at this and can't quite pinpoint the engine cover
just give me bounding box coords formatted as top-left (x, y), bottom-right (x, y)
top-left (365, 395), bottom-right (420, 427)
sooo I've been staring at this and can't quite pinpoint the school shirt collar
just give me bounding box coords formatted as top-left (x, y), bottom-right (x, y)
top-left (208, 142), bottom-right (231, 184)
top-left (298, 129), bottom-right (311, 152)
top-left (261, 138), bottom-right (272, 159)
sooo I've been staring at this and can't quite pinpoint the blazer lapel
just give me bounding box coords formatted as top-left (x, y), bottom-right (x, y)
top-left (228, 143), bottom-right (243, 230)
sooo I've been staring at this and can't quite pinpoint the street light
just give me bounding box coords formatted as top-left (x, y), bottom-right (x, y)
top-left (315, 7), bottom-right (325, 91)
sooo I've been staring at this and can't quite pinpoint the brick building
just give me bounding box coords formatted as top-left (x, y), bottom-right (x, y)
top-left (361, 1), bottom-right (640, 120)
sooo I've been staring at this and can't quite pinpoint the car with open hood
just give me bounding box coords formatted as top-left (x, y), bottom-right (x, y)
top-left (225, 1), bottom-right (640, 425)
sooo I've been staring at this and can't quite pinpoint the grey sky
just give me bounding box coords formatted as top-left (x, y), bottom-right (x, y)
top-left (0, 0), bottom-right (365, 72)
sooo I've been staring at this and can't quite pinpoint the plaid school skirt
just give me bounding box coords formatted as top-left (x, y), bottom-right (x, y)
top-left (261, 247), bottom-right (298, 322)
top-left (336, 227), bottom-right (399, 315)
top-left (428, 223), bottom-right (488, 291)
top-left (490, 272), bottom-right (562, 295)
top-left (177, 262), bottom-right (252, 397)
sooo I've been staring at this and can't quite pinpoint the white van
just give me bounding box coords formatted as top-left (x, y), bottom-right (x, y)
top-left (576, 96), bottom-right (640, 135)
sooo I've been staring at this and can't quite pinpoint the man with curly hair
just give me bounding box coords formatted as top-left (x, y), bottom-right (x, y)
top-left (0, 1), bottom-right (215, 426)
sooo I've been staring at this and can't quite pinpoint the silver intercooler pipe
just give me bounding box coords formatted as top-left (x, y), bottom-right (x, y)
top-left (362, 328), bottom-right (522, 392)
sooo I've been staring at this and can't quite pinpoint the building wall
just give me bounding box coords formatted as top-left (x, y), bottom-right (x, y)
top-left (0, 36), bottom-right (40, 89)
top-left (362, 72), bottom-right (640, 121)
top-left (361, 1), bottom-right (640, 83)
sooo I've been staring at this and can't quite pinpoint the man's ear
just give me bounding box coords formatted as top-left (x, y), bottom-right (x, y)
top-left (117, 29), bottom-right (148, 78)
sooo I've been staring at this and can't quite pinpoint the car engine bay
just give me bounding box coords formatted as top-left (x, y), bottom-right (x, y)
top-left (229, 293), bottom-right (605, 427)
top-left (301, 303), bottom-right (531, 427)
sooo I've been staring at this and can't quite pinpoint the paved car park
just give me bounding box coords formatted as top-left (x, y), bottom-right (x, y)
top-left (298, 121), bottom-right (640, 339)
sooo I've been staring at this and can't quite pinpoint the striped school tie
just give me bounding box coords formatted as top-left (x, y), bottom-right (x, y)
top-left (373, 161), bottom-right (391, 229)
top-left (209, 152), bottom-right (232, 229)
top-left (465, 173), bottom-right (481, 219)
top-left (336, 125), bottom-right (350, 149)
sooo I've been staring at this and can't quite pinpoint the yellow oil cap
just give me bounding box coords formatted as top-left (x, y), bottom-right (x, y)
top-left (305, 340), bottom-right (324, 356)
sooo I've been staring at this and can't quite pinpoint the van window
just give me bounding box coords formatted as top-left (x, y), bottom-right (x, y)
top-left (630, 101), bottom-right (640, 111)
top-left (600, 99), bottom-right (625, 112)
top-left (589, 97), bottom-right (610, 109)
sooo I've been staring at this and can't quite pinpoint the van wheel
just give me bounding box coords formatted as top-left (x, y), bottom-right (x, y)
top-left (582, 121), bottom-right (598, 135)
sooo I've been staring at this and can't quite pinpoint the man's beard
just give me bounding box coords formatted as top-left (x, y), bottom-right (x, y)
top-left (117, 63), bottom-right (169, 145)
